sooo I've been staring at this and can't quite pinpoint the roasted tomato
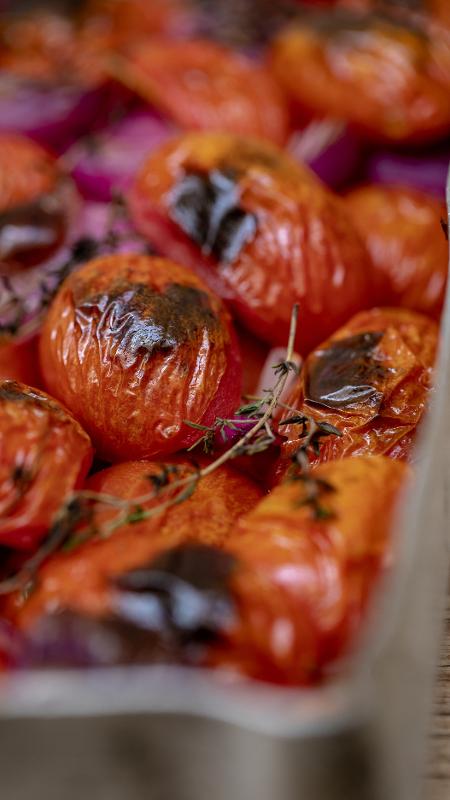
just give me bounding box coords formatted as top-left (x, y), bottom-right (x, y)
top-left (39, 253), bottom-right (242, 461)
top-left (345, 185), bottom-right (448, 319)
top-left (206, 454), bottom-right (409, 685)
top-left (0, 381), bottom-right (93, 551)
top-left (129, 132), bottom-right (371, 354)
top-left (0, 133), bottom-right (74, 273)
top-left (7, 459), bottom-right (263, 627)
top-left (111, 39), bottom-right (289, 145)
top-left (277, 307), bottom-right (438, 474)
top-left (270, 5), bottom-right (450, 143)
top-left (0, 338), bottom-right (41, 386)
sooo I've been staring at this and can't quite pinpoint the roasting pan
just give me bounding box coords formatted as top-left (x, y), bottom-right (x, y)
top-left (0, 170), bottom-right (448, 800)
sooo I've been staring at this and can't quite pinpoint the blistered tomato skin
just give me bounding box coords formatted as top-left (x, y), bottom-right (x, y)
top-left (209, 455), bottom-right (409, 685)
top-left (271, 6), bottom-right (450, 144)
top-left (129, 132), bottom-right (372, 354)
top-left (39, 253), bottom-right (241, 461)
top-left (112, 39), bottom-right (289, 145)
top-left (8, 459), bottom-right (263, 627)
top-left (345, 185), bottom-right (448, 319)
top-left (0, 381), bottom-right (93, 551)
top-left (277, 307), bottom-right (438, 473)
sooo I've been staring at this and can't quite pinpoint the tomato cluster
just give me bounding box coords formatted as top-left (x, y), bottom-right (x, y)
top-left (0, 0), bottom-right (447, 685)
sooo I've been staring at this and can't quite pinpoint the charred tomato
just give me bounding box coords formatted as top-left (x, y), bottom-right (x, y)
top-left (0, 380), bottom-right (93, 551)
top-left (0, 134), bottom-right (75, 273)
top-left (278, 307), bottom-right (438, 473)
top-left (208, 454), bottom-right (409, 684)
top-left (7, 459), bottom-right (262, 628)
top-left (345, 185), bottom-right (448, 319)
top-left (39, 253), bottom-right (242, 461)
top-left (0, 338), bottom-right (41, 386)
top-left (271, 5), bottom-right (450, 143)
top-left (129, 132), bottom-right (372, 354)
top-left (111, 39), bottom-right (289, 145)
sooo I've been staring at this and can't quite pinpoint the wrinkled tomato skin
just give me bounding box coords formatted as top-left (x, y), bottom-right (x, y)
top-left (112, 39), bottom-right (289, 145)
top-left (7, 460), bottom-right (263, 627)
top-left (276, 307), bottom-right (438, 478)
top-left (209, 455), bottom-right (409, 685)
top-left (129, 132), bottom-right (372, 355)
top-left (270, 6), bottom-right (450, 144)
top-left (345, 186), bottom-right (448, 319)
top-left (0, 134), bottom-right (59, 213)
top-left (0, 338), bottom-right (42, 386)
top-left (0, 381), bottom-right (93, 551)
top-left (39, 253), bottom-right (242, 461)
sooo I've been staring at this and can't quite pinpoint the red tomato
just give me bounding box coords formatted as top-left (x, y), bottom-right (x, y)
top-left (209, 455), bottom-right (409, 684)
top-left (0, 381), bottom-right (93, 550)
top-left (345, 185), bottom-right (448, 319)
top-left (276, 307), bottom-right (438, 476)
top-left (7, 459), bottom-right (263, 626)
top-left (128, 132), bottom-right (372, 354)
top-left (0, 338), bottom-right (42, 386)
top-left (111, 39), bottom-right (289, 145)
top-left (39, 253), bottom-right (242, 461)
top-left (270, 5), bottom-right (450, 143)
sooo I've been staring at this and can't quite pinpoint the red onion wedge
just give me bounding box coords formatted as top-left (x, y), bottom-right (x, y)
top-left (65, 108), bottom-right (175, 202)
top-left (365, 148), bottom-right (450, 199)
top-left (0, 200), bottom-right (149, 342)
top-left (288, 118), bottom-right (362, 189)
top-left (0, 74), bottom-right (117, 154)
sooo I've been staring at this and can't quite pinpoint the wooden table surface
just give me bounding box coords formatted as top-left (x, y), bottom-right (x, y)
top-left (427, 591), bottom-right (450, 799)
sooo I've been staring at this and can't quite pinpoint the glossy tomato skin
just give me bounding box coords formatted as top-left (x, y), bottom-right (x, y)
top-left (345, 185), bottom-right (448, 319)
top-left (270, 5), bottom-right (450, 144)
top-left (0, 134), bottom-right (74, 272)
top-left (0, 381), bottom-right (93, 551)
top-left (209, 455), bottom-right (409, 685)
top-left (0, 134), bottom-right (59, 213)
top-left (0, 338), bottom-right (42, 386)
top-left (112, 39), bottom-right (289, 145)
top-left (39, 253), bottom-right (242, 461)
top-left (276, 307), bottom-right (438, 477)
top-left (129, 132), bottom-right (372, 355)
top-left (7, 459), bottom-right (263, 627)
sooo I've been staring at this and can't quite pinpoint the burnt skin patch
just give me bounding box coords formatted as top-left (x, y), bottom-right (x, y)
top-left (0, 194), bottom-right (66, 273)
top-left (170, 169), bottom-right (256, 264)
top-left (305, 331), bottom-right (386, 410)
top-left (112, 544), bottom-right (237, 648)
top-left (72, 281), bottom-right (222, 367)
top-left (0, 381), bottom-right (61, 413)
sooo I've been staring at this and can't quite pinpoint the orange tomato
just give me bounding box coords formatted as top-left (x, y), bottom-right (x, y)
top-left (209, 455), bottom-right (409, 684)
top-left (0, 381), bottom-right (93, 551)
top-left (277, 307), bottom-right (438, 475)
top-left (111, 39), bottom-right (289, 145)
top-left (129, 132), bottom-right (372, 354)
top-left (39, 253), bottom-right (242, 461)
top-left (7, 459), bottom-right (263, 627)
top-left (0, 134), bottom-right (60, 213)
top-left (271, 5), bottom-right (450, 143)
top-left (345, 185), bottom-right (448, 319)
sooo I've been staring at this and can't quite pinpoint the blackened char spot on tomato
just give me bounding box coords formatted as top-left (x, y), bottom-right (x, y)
top-left (305, 331), bottom-right (386, 410)
top-left (112, 544), bottom-right (237, 648)
top-left (0, 194), bottom-right (66, 273)
top-left (169, 169), bottom-right (256, 264)
top-left (72, 281), bottom-right (222, 368)
top-left (0, 380), bottom-right (63, 414)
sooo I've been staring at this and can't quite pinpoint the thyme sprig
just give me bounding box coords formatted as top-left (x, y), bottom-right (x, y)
top-left (0, 304), bottom-right (342, 596)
